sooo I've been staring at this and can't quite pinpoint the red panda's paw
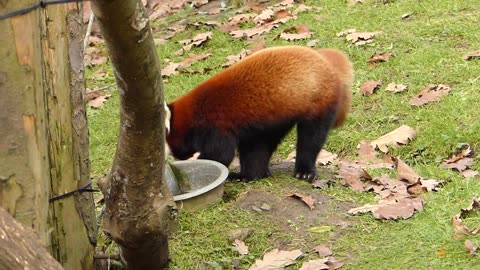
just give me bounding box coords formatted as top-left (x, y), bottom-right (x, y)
top-left (294, 170), bottom-right (318, 182)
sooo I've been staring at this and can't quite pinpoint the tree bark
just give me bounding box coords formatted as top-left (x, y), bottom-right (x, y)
top-left (0, 2), bottom-right (96, 269)
top-left (91, 0), bottom-right (178, 269)
top-left (0, 0), bottom-right (52, 245)
top-left (41, 3), bottom-right (97, 269)
top-left (0, 207), bottom-right (63, 270)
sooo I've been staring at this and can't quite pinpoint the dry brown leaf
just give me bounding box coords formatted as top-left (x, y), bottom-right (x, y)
top-left (88, 94), bottom-right (111, 109)
top-left (394, 158), bottom-right (421, 184)
top-left (222, 49), bottom-right (253, 67)
top-left (288, 192), bottom-right (315, 210)
top-left (251, 38), bottom-right (266, 52)
top-left (179, 52), bottom-right (212, 69)
top-left (420, 179), bottom-right (442, 192)
top-left (148, 0), bottom-right (184, 20)
top-left (280, 24), bottom-right (313, 41)
top-left (462, 170), bottom-right (479, 178)
top-left (453, 198), bottom-right (480, 239)
top-left (161, 62), bottom-right (181, 77)
top-left (230, 24), bottom-right (278, 39)
top-left (249, 249), bottom-right (302, 270)
top-left (228, 14), bottom-right (256, 26)
top-left (254, 8), bottom-right (275, 25)
top-left (314, 245), bottom-right (333, 257)
top-left (292, 4), bottom-right (315, 15)
top-left (346, 31), bottom-right (382, 45)
top-left (246, 2), bottom-right (265, 12)
top-left (84, 47), bottom-right (108, 67)
top-left (179, 31), bottom-right (212, 51)
top-left (299, 258), bottom-right (329, 270)
top-left (463, 49), bottom-right (480, 61)
top-left (369, 52), bottom-right (393, 66)
top-left (357, 141), bottom-right (378, 163)
top-left (370, 125), bottom-right (416, 153)
top-left (350, 197), bottom-right (424, 220)
top-left (275, 0), bottom-right (295, 8)
top-left (336, 29), bottom-right (356, 37)
top-left (325, 257), bottom-right (344, 270)
top-left (465, 240), bottom-right (477, 255)
top-left (307, 39), bottom-right (319, 47)
top-left (385, 82), bottom-right (407, 93)
top-left (360, 80), bottom-right (382, 96)
top-left (286, 149), bottom-right (338, 166)
top-left (439, 158), bottom-right (474, 172)
top-left (338, 162), bottom-right (373, 192)
top-left (233, 239), bottom-right (249, 256)
top-left (410, 84), bottom-right (451, 106)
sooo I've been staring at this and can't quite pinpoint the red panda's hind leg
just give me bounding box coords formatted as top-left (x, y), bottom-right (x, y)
top-left (294, 110), bottom-right (336, 182)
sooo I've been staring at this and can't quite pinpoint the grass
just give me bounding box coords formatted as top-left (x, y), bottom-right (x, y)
top-left (87, 0), bottom-right (480, 269)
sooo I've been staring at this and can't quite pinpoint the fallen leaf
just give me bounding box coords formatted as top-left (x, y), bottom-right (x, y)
top-left (88, 94), bottom-right (111, 109)
top-left (346, 31), bottom-right (382, 45)
top-left (360, 80), bottom-right (382, 96)
top-left (369, 52), bottom-right (393, 65)
top-left (394, 157), bottom-right (421, 184)
top-left (249, 249), bottom-right (302, 270)
top-left (288, 192), bottom-right (315, 210)
top-left (161, 62), bottom-right (181, 77)
top-left (292, 4), bottom-right (315, 15)
top-left (222, 49), bottom-right (253, 67)
top-left (439, 158), bottom-right (474, 172)
top-left (357, 141), bottom-right (378, 163)
top-left (307, 39), bottom-right (319, 47)
top-left (465, 239), bottom-right (477, 255)
top-left (233, 239), bottom-right (249, 255)
top-left (325, 257), bottom-right (344, 270)
top-left (179, 52), bottom-right (212, 69)
top-left (84, 47), bottom-right (108, 67)
top-left (299, 258), bottom-right (329, 270)
top-left (385, 82), bottom-right (407, 93)
top-left (308, 226), bottom-right (334, 233)
top-left (230, 24), bottom-right (278, 39)
top-left (436, 246), bottom-right (447, 257)
top-left (228, 13), bottom-right (256, 26)
top-left (179, 31), bottom-right (212, 51)
top-left (462, 170), bottom-right (479, 178)
top-left (452, 197), bottom-right (480, 239)
top-left (254, 8), bottom-right (275, 25)
top-left (401, 12), bottom-right (412, 19)
top-left (251, 38), bottom-right (266, 52)
top-left (336, 29), bottom-right (356, 37)
top-left (280, 24), bottom-right (313, 41)
top-left (312, 179), bottom-right (329, 189)
top-left (314, 245), bottom-right (333, 257)
top-left (410, 84), bottom-right (451, 106)
top-left (420, 179), bottom-right (442, 192)
top-left (463, 49), bottom-right (480, 61)
top-left (370, 125), bottom-right (416, 153)
top-left (338, 162), bottom-right (373, 192)
top-left (350, 197), bottom-right (424, 220)
top-left (286, 149), bottom-right (338, 166)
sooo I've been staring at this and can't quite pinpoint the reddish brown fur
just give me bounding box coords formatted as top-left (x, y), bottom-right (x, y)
top-left (167, 46), bottom-right (353, 180)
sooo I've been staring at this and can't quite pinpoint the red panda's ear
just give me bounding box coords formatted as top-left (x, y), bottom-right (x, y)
top-left (164, 102), bottom-right (171, 134)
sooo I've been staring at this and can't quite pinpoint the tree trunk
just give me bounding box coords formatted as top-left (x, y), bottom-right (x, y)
top-left (0, 0), bottom-right (52, 245)
top-left (91, 0), bottom-right (178, 269)
top-left (41, 3), bottom-right (97, 269)
top-left (0, 2), bottom-right (96, 269)
top-left (0, 207), bottom-right (63, 270)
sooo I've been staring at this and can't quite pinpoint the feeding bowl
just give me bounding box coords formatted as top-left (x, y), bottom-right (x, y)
top-left (166, 160), bottom-right (229, 211)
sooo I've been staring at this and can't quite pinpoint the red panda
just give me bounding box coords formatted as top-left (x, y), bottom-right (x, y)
top-left (166, 46), bottom-right (353, 181)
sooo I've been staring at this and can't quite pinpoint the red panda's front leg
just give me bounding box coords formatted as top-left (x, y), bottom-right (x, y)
top-left (197, 131), bottom-right (236, 167)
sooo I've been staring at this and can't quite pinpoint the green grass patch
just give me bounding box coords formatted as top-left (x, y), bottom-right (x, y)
top-left (88, 0), bottom-right (480, 268)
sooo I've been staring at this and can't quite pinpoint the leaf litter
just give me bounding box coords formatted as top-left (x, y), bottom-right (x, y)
top-left (410, 84), bottom-right (451, 106)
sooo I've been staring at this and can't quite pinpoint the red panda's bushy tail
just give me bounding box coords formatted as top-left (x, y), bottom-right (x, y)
top-left (316, 49), bottom-right (354, 128)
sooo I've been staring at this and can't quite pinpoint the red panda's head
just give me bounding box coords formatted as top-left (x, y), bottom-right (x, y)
top-left (165, 102), bottom-right (196, 160)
